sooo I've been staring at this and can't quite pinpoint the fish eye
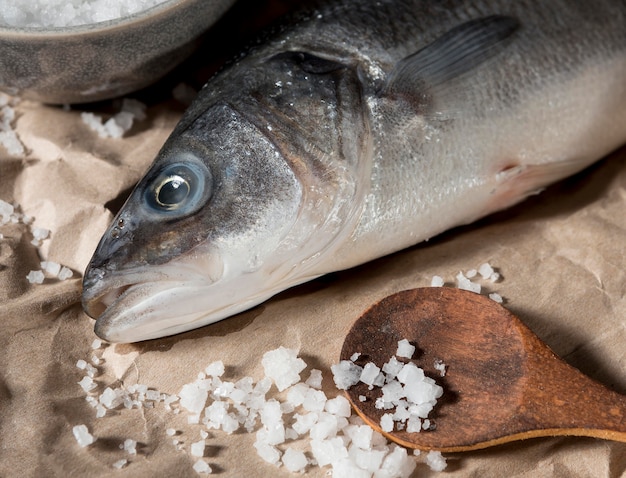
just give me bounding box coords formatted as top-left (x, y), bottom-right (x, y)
top-left (155, 174), bottom-right (190, 210)
top-left (144, 161), bottom-right (211, 217)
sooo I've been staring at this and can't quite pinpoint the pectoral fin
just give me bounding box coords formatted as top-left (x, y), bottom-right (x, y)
top-left (383, 15), bottom-right (519, 111)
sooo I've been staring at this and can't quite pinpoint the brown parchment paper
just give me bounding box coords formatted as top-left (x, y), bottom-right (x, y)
top-left (0, 5), bottom-right (625, 478)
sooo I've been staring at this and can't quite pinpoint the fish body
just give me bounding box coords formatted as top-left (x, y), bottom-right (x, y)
top-left (82, 0), bottom-right (626, 342)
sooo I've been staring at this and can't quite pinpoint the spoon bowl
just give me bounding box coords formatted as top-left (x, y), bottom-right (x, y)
top-left (341, 287), bottom-right (626, 452)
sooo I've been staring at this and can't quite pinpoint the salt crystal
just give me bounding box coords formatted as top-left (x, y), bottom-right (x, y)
top-left (193, 459), bottom-right (212, 474)
top-left (310, 413), bottom-right (341, 441)
top-left (91, 339), bottom-right (103, 350)
top-left (425, 450), bottom-right (447, 472)
top-left (292, 412), bottom-right (318, 435)
top-left (26, 270), bottom-right (44, 284)
top-left (204, 361), bottom-right (225, 377)
top-left (302, 388), bottom-right (327, 412)
top-left (72, 424), bottom-right (95, 447)
top-left (31, 227), bottom-right (50, 241)
top-left (286, 382), bottom-right (309, 407)
top-left (58, 266), bottom-right (74, 280)
top-left (95, 404), bottom-right (107, 418)
top-left (348, 444), bottom-right (386, 473)
top-left (310, 437), bottom-right (348, 467)
top-left (99, 387), bottom-right (123, 409)
top-left (190, 439), bottom-right (205, 457)
top-left (78, 376), bottom-right (97, 393)
top-left (123, 438), bottom-right (137, 455)
top-left (395, 339), bottom-right (415, 359)
top-left (379, 446), bottom-right (416, 478)
top-left (381, 356), bottom-right (403, 379)
top-left (489, 292), bottom-right (503, 303)
top-left (305, 369), bottom-right (323, 389)
top-left (282, 447), bottom-right (308, 473)
top-left (433, 359), bottom-right (447, 377)
top-left (112, 459), bottom-right (127, 469)
top-left (359, 362), bottom-right (382, 386)
top-left (456, 271), bottom-right (481, 293)
top-left (262, 347), bottom-right (306, 392)
top-left (430, 275), bottom-right (444, 287)
top-left (380, 413), bottom-right (394, 432)
top-left (332, 458), bottom-right (371, 478)
top-left (121, 98), bottom-right (147, 121)
top-left (325, 395), bottom-right (351, 418)
top-left (345, 424), bottom-right (373, 450)
top-left (331, 360), bottom-right (363, 390)
top-left (253, 441), bottom-right (281, 465)
top-left (350, 352), bottom-right (361, 362)
top-left (478, 262), bottom-right (494, 279)
top-left (76, 359), bottom-right (87, 370)
top-left (40, 261), bottom-right (61, 277)
top-left (466, 268), bottom-right (477, 278)
top-left (179, 382), bottom-right (208, 415)
top-left (406, 416), bottom-right (422, 433)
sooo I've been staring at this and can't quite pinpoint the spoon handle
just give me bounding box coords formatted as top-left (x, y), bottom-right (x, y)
top-left (522, 328), bottom-right (626, 441)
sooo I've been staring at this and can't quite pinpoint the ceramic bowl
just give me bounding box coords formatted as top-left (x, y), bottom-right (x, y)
top-left (0, 0), bottom-right (236, 104)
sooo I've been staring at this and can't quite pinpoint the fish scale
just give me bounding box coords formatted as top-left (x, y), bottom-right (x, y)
top-left (82, 0), bottom-right (626, 342)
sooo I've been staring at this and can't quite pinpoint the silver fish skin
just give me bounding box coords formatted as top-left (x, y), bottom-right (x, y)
top-left (82, 0), bottom-right (626, 342)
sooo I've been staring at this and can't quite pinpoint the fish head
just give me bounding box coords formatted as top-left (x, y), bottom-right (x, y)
top-left (82, 103), bottom-right (306, 342)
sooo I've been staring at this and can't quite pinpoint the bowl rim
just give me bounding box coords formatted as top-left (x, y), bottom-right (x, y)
top-left (0, 0), bottom-right (194, 37)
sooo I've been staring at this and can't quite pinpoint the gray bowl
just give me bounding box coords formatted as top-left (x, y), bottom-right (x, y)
top-left (0, 0), bottom-right (236, 104)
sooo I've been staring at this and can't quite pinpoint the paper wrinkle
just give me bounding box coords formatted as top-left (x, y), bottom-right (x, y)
top-left (1, 53), bottom-right (625, 478)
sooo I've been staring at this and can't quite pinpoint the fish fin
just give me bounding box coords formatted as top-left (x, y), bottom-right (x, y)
top-left (383, 15), bottom-right (519, 111)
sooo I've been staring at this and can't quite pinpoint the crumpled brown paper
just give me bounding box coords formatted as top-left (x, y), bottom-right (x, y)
top-left (0, 7), bottom-right (625, 478)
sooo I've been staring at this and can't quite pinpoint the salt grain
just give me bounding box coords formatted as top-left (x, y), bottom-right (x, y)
top-left (190, 439), bottom-right (205, 457)
top-left (331, 360), bottom-right (363, 390)
top-left (81, 99), bottom-right (147, 139)
top-left (425, 450), bottom-right (447, 472)
top-left (40, 260), bottom-right (61, 277)
top-left (193, 459), bottom-right (212, 474)
top-left (204, 361), bottom-right (225, 377)
top-left (395, 339), bottom-right (415, 359)
top-left (305, 369), bottom-right (323, 389)
top-left (123, 438), bottom-right (137, 455)
top-left (72, 424), bottom-right (95, 447)
top-left (112, 459), bottom-right (127, 469)
top-left (380, 413), bottom-right (394, 432)
top-left (456, 271), bottom-right (481, 293)
top-left (430, 275), bottom-right (444, 287)
top-left (91, 339), bottom-right (103, 350)
top-left (489, 292), bottom-right (503, 303)
top-left (58, 266), bottom-right (74, 280)
top-left (261, 346), bottom-right (306, 392)
top-left (26, 270), bottom-right (44, 284)
top-left (78, 376), bottom-right (97, 393)
top-left (282, 447), bottom-right (308, 472)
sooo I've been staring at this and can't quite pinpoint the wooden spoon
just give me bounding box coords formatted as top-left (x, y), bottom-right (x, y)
top-left (340, 287), bottom-right (626, 452)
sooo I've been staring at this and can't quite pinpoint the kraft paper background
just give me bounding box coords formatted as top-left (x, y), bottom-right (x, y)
top-left (0, 1), bottom-right (624, 476)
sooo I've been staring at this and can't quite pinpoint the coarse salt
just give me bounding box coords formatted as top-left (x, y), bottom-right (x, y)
top-left (72, 424), bottom-right (96, 447)
top-left (0, 2), bottom-right (168, 28)
top-left (395, 339), bottom-right (415, 359)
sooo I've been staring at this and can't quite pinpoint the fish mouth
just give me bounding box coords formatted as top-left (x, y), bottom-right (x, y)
top-left (85, 279), bottom-right (212, 342)
top-left (81, 252), bottom-right (228, 343)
